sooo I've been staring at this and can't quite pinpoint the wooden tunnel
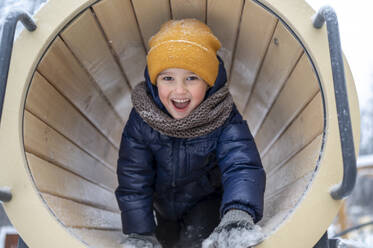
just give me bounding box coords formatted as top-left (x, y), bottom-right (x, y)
top-left (0, 0), bottom-right (360, 247)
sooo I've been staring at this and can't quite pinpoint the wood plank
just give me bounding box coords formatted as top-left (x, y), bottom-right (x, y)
top-left (262, 172), bottom-right (313, 233)
top-left (42, 193), bottom-right (121, 229)
top-left (26, 153), bottom-right (118, 212)
top-left (260, 149), bottom-right (317, 232)
top-left (260, 136), bottom-right (320, 232)
top-left (131, 0), bottom-right (171, 50)
top-left (69, 228), bottom-right (123, 248)
top-left (171, 0), bottom-right (206, 22)
top-left (255, 54), bottom-right (320, 154)
top-left (229, 1), bottom-right (277, 112)
top-left (243, 22), bottom-right (303, 135)
top-left (261, 92), bottom-right (324, 174)
top-left (24, 111), bottom-right (117, 190)
top-left (265, 135), bottom-right (322, 197)
top-left (37, 37), bottom-right (124, 148)
top-left (26, 72), bottom-right (119, 170)
top-left (264, 172), bottom-right (313, 210)
top-left (207, 0), bottom-right (243, 78)
top-left (93, 0), bottom-right (147, 87)
top-left (259, 209), bottom-right (289, 233)
top-left (61, 9), bottom-right (132, 121)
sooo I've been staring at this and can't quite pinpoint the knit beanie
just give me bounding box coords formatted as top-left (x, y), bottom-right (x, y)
top-left (147, 19), bottom-right (221, 87)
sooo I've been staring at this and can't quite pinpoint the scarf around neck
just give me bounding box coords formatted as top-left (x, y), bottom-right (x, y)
top-left (131, 82), bottom-right (233, 138)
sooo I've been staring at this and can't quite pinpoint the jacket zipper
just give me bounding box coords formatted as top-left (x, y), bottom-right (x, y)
top-left (172, 139), bottom-right (178, 187)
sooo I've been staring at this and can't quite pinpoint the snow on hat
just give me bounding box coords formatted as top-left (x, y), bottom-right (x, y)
top-left (147, 19), bottom-right (221, 87)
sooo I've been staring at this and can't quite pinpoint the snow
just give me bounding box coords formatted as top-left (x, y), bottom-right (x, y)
top-left (357, 154), bottom-right (373, 168)
top-left (202, 224), bottom-right (264, 248)
top-left (337, 238), bottom-right (370, 248)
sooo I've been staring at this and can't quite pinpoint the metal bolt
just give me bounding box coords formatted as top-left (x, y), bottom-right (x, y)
top-left (274, 37), bottom-right (279, 45)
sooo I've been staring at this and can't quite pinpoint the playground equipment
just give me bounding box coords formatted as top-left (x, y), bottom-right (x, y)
top-left (0, 0), bottom-right (360, 247)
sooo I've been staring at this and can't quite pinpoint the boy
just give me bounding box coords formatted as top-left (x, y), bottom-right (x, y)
top-left (116, 19), bottom-right (265, 248)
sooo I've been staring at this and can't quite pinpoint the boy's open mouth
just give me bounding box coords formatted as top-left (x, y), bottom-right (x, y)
top-left (172, 99), bottom-right (190, 110)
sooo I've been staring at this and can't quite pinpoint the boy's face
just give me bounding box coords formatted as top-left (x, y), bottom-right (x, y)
top-left (157, 68), bottom-right (208, 119)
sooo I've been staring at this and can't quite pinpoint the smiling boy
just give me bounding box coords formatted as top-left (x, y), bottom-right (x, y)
top-left (115, 19), bottom-right (266, 248)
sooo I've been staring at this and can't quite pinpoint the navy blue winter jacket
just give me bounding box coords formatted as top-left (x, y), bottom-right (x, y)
top-left (115, 58), bottom-right (266, 234)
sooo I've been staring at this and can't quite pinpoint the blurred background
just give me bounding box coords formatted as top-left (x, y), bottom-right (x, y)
top-left (1, 0), bottom-right (372, 247)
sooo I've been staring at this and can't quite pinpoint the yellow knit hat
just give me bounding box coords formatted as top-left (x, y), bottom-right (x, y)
top-left (147, 19), bottom-right (221, 87)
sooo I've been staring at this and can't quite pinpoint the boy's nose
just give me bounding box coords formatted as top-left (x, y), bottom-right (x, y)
top-left (174, 81), bottom-right (188, 93)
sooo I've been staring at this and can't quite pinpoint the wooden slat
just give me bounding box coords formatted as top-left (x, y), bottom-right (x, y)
top-left (261, 92), bottom-right (324, 174)
top-left (243, 22), bottom-right (303, 135)
top-left (26, 153), bottom-right (118, 212)
top-left (265, 135), bottom-right (322, 197)
top-left (69, 228), bottom-right (123, 248)
top-left (26, 72), bottom-right (119, 169)
top-left (24, 111), bottom-right (117, 190)
top-left (42, 193), bottom-right (121, 229)
top-left (264, 172), bottom-right (313, 208)
top-left (263, 172), bottom-right (313, 233)
top-left (37, 37), bottom-right (124, 148)
top-left (260, 209), bottom-right (289, 233)
top-left (61, 9), bottom-right (132, 121)
top-left (260, 173), bottom-right (313, 232)
top-left (207, 0), bottom-right (243, 77)
top-left (229, 1), bottom-right (277, 112)
top-left (131, 0), bottom-right (171, 50)
top-left (93, 0), bottom-right (147, 87)
top-left (260, 138), bottom-right (321, 231)
top-left (255, 54), bottom-right (320, 154)
top-left (170, 0), bottom-right (206, 21)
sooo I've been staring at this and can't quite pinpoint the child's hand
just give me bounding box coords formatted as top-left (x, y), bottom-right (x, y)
top-left (121, 233), bottom-right (162, 248)
top-left (202, 210), bottom-right (264, 248)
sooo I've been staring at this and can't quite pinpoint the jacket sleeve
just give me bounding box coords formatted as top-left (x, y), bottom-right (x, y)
top-left (115, 109), bottom-right (156, 234)
top-left (216, 108), bottom-right (266, 223)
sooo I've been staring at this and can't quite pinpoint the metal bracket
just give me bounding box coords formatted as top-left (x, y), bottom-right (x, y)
top-left (0, 187), bottom-right (12, 202)
top-left (313, 232), bottom-right (341, 248)
top-left (333, 220), bottom-right (373, 238)
top-left (312, 6), bottom-right (357, 200)
top-left (0, 9), bottom-right (37, 122)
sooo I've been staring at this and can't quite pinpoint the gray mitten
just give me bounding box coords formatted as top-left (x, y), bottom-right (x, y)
top-left (121, 233), bottom-right (162, 248)
top-left (202, 209), bottom-right (264, 248)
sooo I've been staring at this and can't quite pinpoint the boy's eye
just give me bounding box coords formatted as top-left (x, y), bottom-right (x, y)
top-left (161, 76), bottom-right (173, 81)
top-left (186, 76), bottom-right (200, 81)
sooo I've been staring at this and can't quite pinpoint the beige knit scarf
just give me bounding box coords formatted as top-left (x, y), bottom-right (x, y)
top-left (132, 82), bottom-right (233, 138)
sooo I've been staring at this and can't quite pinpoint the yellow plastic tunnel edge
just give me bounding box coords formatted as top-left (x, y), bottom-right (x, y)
top-left (0, 0), bottom-right (360, 247)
